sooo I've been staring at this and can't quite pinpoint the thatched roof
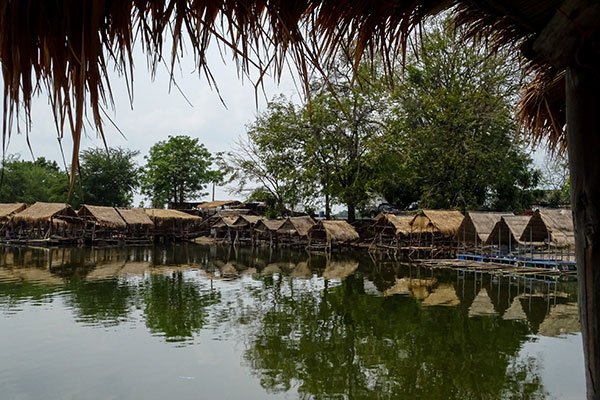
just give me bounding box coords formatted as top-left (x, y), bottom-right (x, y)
top-left (144, 208), bottom-right (203, 222)
top-left (239, 215), bottom-right (263, 225)
top-left (254, 219), bottom-right (285, 232)
top-left (410, 210), bottom-right (464, 236)
top-left (468, 288), bottom-right (498, 317)
top-left (373, 213), bottom-right (413, 236)
top-left (538, 303), bottom-right (580, 337)
top-left (197, 200), bottom-right (242, 209)
top-left (457, 212), bottom-right (513, 244)
top-left (519, 209), bottom-right (575, 248)
top-left (116, 208), bottom-right (154, 228)
top-left (502, 296), bottom-right (528, 321)
top-left (78, 205), bottom-right (127, 229)
top-left (12, 202), bottom-right (79, 223)
top-left (309, 220), bottom-right (360, 243)
top-left (0, 203), bottom-right (27, 220)
top-left (211, 215), bottom-right (240, 229)
top-left (0, 0), bottom-right (582, 184)
top-left (486, 215), bottom-right (531, 246)
top-left (322, 260), bottom-right (359, 280)
top-left (277, 216), bottom-right (315, 238)
top-left (421, 283), bottom-right (460, 307)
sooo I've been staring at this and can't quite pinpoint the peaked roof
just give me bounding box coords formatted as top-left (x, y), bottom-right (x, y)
top-left (519, 209), bottom-right (574, 247)
top-left (457, 211), bottom-right (513, 243)
top-left (78, 205), bottom-right (127, 229)
top-left (12, 202), bottom-right (79, 223)
top-left (0, 203), bottom-right (27, 219)
top-left (486, 215), bottom-right (531, 246)
top-left (116, 208), bottom-right (154, 227)
top-left (277, 216), bottom-right (315, 237)
top-left (373, 213), bottom-right (413, 236)
top-left (310, 220), bottom-right (360, 243)
top-left (410, 210), bottom-right (464, 236)
top-left (254, 219), bottom-right (285, 232)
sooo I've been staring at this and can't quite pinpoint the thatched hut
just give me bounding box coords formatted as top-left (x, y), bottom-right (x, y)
top-left (229, 214), bottom-right (263, 245)
top-left (485, 215), bottom-right (532, 255)
top-left (370, 213), bottom-right (413, 250)
top-left (116, 208), bottom-right (155, 243)
top-left (307, 220), bottom-right (360, 251)
top-left (0, 203), bottom-right (27, 223)
top-left (10, 202), bottom-right (83, 243)
top-left (277, 216), bottom-right (315, 246)
top-left (253, 219), bottom-right (285, 247)
top-left (520, 209), bottom-right (575, 249)
top-left (456, 212), bottom-right (513, 250)
top-left (77, 205), bottom-right (127, 242)
top-left (410, 210), bottom-right (464, 253)
top-left (144, 208), bottom-right (203, 241)
top-left (210, 215), bottom-right (242, 243)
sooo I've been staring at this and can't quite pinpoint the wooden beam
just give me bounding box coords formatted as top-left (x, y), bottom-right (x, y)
top-left (566, 63), bottom-right (600, 398)
top-left (533, 0), bottom-right (600, 67)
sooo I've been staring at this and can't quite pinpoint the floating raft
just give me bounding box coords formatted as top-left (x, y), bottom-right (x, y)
top-left (415, 258), bottom-right (575, 278)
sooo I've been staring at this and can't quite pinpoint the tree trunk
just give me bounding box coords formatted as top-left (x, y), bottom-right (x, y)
top-left (566, 65), bottom-right (600, 398)
top-left (325, 193), bottom-right (331, 219)
top-left (347, 203), bottom-right (356, 223)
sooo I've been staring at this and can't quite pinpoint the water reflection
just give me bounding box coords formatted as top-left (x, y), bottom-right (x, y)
top-left (0, 244), bottom-right (582, 399)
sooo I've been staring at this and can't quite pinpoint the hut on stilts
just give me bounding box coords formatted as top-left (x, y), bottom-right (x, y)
top-left (409, 210), bottom-right (464, 258)
top-left (485, 215), bottom-right (531, 257)
top-left (9, 202), bottom-right (84, 245)
top-left (144, 209), bottom-right (203, 242)
top-left (519, 209), bottom-right (575, 261)
top-left (115, 208), bottom-right (155, 244)
top-left (233, 215), bottom-right (263, 245)
top-left (370, 213), bottom-right (413, 253)
top-left (277, 216), bottom-right (315, 247)
top-left (78, 205), bottom-right (127, 244)
top-left (210, 215), bottom-right (242, 243)
top-left (253, 219), bottom-right (285, 247)
top-left (307, 220), bottom-right (360, 252)
top-left (0, 203), bottom-right (27, 238)
top-left (456, 212), bottom-right (513, 254)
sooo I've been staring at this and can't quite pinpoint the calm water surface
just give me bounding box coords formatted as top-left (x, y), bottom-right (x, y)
top-left (0, 244), bottom-right (584, 399)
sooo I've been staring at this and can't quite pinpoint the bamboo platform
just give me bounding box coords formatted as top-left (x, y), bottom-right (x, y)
top-left (415, 258), bottom-right (573, 279)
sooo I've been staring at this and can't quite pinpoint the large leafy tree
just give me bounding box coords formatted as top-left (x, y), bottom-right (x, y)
top-left (142, 135), bottom-right (221, 207)
top-left (78, 147), bottom-right (141, 207)
top-left (228, 98), bottom-right (315, 216)
top-left (304, 63), bottom-right (391, 221)
top-left (0, 156), bottom-right (72, 204)
top-left (374, 19), bottom-right (541, 211)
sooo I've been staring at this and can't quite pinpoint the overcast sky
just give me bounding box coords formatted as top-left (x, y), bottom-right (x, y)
top-left (4, 45), bottom-right (300, 206)
top-left (3, 43), bottom-right (551, 207)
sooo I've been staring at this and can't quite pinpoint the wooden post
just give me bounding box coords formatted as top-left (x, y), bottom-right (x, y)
top-left (566, 64), bottom-right (600, 398)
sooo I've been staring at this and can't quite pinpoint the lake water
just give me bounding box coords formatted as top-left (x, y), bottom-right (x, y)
top-left (0, 244), bottom-right (585, 399)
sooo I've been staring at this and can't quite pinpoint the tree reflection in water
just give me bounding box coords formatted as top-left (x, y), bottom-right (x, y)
top-left (242, 273), bottom-right (547, 399)
top-left (142, 271), bottom-right (220, 342)
top-left (0, 244), bottom-right (579, 398)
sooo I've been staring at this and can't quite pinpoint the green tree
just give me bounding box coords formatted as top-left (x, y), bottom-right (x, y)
top-left (375, 19), bottom-right (540, 211)
top-left (78, 147), bottom-right (140, 207)
top-left (0, 155), bottom-right (73, 204)
top-left (142, 135), bottom-right (221, 207)
top-left (304, 63), bottom-right (391, 221)
top-left (228, 98), bottom-right (315, 216)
